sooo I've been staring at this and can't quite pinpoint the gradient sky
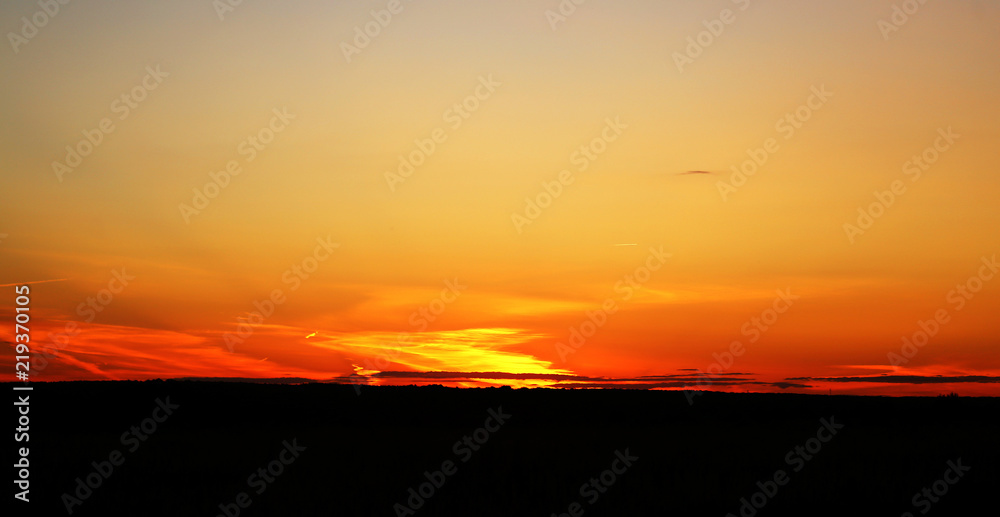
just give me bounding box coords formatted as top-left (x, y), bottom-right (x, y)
top-left (2, 0), bottom-right (999, 395)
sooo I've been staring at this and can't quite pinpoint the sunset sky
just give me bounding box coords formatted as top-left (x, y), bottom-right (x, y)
top-left (2, 0), bottom-right (999, 395)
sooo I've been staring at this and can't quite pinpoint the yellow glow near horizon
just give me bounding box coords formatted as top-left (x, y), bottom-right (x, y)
top-left (1, 0), bottom-right (998, 395)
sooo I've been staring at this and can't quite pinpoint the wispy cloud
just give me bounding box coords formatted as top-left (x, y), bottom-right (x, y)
top-left (354, 370), bottom-right (807, 390)
top-left (306, 328), bottom-right (572, 381)
top-left (788, 375), bottom-right (1000, 385)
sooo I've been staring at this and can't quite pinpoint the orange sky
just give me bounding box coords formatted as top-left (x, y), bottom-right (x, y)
top-left (2, 0), bottom-right (999, 395)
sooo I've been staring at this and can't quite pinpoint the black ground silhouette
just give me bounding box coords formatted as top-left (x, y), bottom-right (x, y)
top-left (8, 380), bottom-right (999, 516)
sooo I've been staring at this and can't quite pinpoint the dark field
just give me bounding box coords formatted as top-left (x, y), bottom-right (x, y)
top-left (8, 381), bottom-right (999, 516)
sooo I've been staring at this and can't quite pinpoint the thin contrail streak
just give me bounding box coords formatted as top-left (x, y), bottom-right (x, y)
top-left (0, 278), bottom-right (69, 287)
